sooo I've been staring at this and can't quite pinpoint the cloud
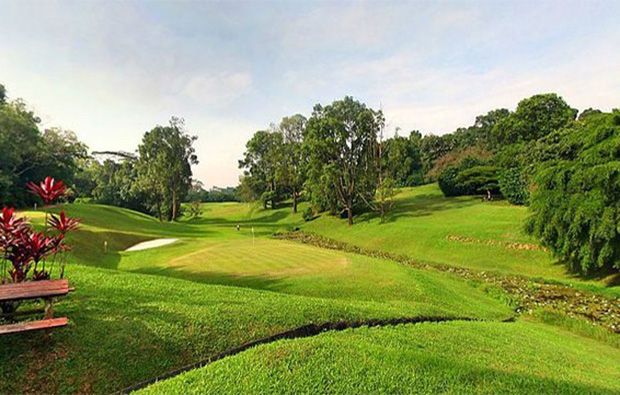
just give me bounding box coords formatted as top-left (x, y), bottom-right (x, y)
top-left (183, 72), bottom-right (253, 107)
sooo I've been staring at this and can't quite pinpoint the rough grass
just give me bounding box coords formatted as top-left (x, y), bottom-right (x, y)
top-left (138, 320), bottom-right (620, 395)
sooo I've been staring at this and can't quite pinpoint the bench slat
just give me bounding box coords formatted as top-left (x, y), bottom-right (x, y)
top-left (0, 317), bottom-right (68, 335)
top-left (0, 279), bottom-right (70, 302)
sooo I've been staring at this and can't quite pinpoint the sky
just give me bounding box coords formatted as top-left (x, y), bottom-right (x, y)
top-left (1, 0), bottom-right (619, 188)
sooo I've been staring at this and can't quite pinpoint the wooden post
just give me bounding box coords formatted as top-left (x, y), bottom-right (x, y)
top-left (44, 297), bottom-right (53, 341)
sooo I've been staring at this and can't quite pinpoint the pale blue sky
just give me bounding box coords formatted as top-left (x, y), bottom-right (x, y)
top-left (1, 0), bottom-right (619, 187)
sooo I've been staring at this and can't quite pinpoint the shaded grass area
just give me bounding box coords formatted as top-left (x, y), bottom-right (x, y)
top-left (138, 320), bottom-right (620, 395)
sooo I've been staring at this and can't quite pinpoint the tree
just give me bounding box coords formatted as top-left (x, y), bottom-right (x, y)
top-left (136, 117), bottom-right (198, 221)
top-left (238, 130), bottom-right (283, 209)
top-left (383, 131), bottom-right (423, 187)
top-left (363, 122), bottom-right (397, 222)
top-left (526, 110), bottom-right (620, 274)
top-left (420, 133), bottom-right (456, 178)
top-left (277, 114), bottom-right (307, 212)
top-left (89, 158), bottom-right (148, 212)
top-left (0, 84), bottom-right (6, 106)
top-left (304, 96), bottom-right (382, 226)
top-left (0, 92), bottom-right (88, 207)
top-left (492, 93), bottom-right (577, 146)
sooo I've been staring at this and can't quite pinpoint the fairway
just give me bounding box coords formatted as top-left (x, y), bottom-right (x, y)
top-left (2, 186), bottom-right (619, 394)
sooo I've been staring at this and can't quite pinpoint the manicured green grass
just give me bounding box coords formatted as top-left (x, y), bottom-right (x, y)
top-left (186, 184), bottom-right (619, 294)
top-left (1, 202), bottom-right (511, 393)
top-left (118, 238), bottom-right (511, 318)
top-left (303, 184), bottom-right (620, 289)
top-left (1, 262), bottom-right (508, 394)
top-left (139, 320), bottom-right (620, 395)
top-left (3, 187), bottom-right (618, 394)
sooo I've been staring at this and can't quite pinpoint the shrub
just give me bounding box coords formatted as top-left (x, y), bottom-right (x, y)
top-left (1, 177), bottom-right (80, 313)
top-left (438, 166), bottom-right (462, 196)
top-left (439, 163), bottom-right (500, 197)
top-left (526, 111), bottom-right (620, 274)
top-left (498, 167), bottom-right (530, 205)
top-left (74, 197), bottom-right (94, 204)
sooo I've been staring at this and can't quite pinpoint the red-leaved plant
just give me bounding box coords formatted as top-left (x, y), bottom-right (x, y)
top-left (1, 177), bottom-right (79, 288)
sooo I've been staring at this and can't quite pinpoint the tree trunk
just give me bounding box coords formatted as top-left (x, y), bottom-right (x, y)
top-left (293, 190), bottom-right (298, 213)
top-left (171, 191), bottom-right (177, 221)
top-left (346, 199), bottom-right (353, 226)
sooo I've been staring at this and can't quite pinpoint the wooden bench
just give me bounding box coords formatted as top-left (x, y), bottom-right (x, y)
top-left (0, 279), bottom-right (72, 336)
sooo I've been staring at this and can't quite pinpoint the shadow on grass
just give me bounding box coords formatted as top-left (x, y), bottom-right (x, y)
top-left (550, 258), bottom-right (620, 290)
top-left (349, 193), bottom-right (480, 225)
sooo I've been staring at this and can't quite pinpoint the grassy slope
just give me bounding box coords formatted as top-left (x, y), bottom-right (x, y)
top-left (1, 203), bottom-right (511, 393)
top-left (3, 188), bottom-right (618, 394)
top-left (139, 320), bottom-right (620, 395)
top-left (194, 184), bottom-right (619, 294)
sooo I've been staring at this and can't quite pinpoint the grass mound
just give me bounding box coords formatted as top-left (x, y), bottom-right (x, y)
top-left (139, 320), bottom-right (620, 395)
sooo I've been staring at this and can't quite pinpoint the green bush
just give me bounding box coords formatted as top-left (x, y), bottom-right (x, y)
top-left (439, 164), bottom-right (500, 197)
top-left (526, 111), bottom-right (620, 274)
top-left (498, 168), bottom-right (530, 205)
top-left (438, 166), bottom-right (463, 196)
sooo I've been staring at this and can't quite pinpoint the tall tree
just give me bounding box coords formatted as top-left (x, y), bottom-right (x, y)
top-left (136, 117), bottom-right (198, 221)
top-left (383, 130), bottom-right (423, 187)
top-left (0, 83), bottom-right (6, 106)
top-left (304, 96), bottom-right (383, 226)
top-left (277, 114), bottom-right (307, 213)
top-left (526, 110), bottom-right (620, 274)
top-left (238, 130), bottom-right (283, 209)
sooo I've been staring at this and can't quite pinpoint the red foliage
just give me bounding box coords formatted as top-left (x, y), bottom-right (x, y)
top-left (48, 211), bottom-right (81, 234)
top-left (27, 176), bottom-right (67, 205)
top-left (1, 178), bottom-right (80, 284)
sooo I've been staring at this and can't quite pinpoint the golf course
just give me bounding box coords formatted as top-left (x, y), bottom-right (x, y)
top-left (1, 184), bottom-right (618, 394)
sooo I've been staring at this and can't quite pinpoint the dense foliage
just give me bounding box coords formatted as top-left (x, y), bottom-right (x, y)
top-left (0, 85), bottom-right (88, 207)
top-left (304, 97), bottom-right (383, 225)
top-left (498, 167), bottom-right (530, 205)
top-left (526, 111), bottom-right (620, 274)
top-left (136, 118), bottom-right (198, 221)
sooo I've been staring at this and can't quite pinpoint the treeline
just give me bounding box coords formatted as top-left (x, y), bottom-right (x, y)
top-left (0, 83), bottom-right (198, 221)
top-left (238, 97), bottom-right (401, 224)
top-left (187, 182), bottom-right (238, 203)
top-left (240, 94), bottom-right (620, 276)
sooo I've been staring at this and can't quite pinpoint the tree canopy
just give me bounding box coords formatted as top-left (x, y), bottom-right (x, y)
top-left (136, 118), bottom-right (198, 221)
top-left (304, 96), bottom-right (383, 225)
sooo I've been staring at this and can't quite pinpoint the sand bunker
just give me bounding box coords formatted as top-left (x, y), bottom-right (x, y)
top-left (125, 238), bottom-right (178, 252)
